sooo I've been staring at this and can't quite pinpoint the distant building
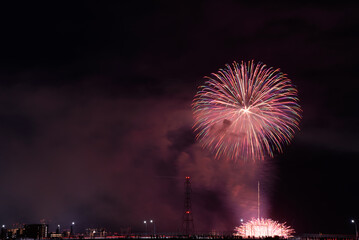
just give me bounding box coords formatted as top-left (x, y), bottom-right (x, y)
top-left (50, 233), bottom-right (62, 239)
top-left (1, 226), bottom-right (7, 239)
top-left (7, 227), bottom-right (25, 239)
top-left (24, 224), bottom-right (48, 239)
top-left (62, 230), bottom-right (70, 238)
top-left (85, 228), bottom-right (107, 238)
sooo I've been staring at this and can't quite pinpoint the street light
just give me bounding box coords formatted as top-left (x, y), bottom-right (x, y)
top-left (240, 218), bottom-right (244, 223)
top-left (70, 222), bottom-right (75, 236)
top-left (352, 219), bottom-right (358, 240)
top-left (144, 220), bottom-right (147, 235)
top-left (150, 220), bottom-right (156, 235)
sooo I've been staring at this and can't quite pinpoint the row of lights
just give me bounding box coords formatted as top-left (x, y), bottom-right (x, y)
top-left (3, 219), bottom-right (357, 236)
top-left (56, 222), bottom-right (75, 231)
top-left (1, 222), bottom-right (75, 229)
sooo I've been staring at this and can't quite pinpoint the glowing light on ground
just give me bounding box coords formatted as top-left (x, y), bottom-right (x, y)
top-left (234, 218), bottom-right (295, 238)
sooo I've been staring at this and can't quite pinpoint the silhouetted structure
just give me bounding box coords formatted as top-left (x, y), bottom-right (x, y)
top-left (70, 222), bottom-right (75, 236)
top-left (1, 225), bottom-right (7, 240)
top-left (24, 224), bottom-right (48, 239)
top-left (182, 176), bottom-right (194, 235)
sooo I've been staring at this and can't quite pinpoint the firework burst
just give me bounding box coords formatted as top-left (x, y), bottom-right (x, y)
top-left (234, 218), bottom-right (295, 238)
top-left (192, 60), bottom-right (301, 161)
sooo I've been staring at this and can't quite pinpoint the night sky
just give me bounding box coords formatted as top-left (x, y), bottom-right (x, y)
top-left (0, 1), bottom-right (358, 235)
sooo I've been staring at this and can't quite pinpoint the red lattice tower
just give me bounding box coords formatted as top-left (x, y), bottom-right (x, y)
top-left (182, 176), bottom-right (194, 235)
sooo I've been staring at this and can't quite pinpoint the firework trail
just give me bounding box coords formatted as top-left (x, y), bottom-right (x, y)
top-left (192, 60), bottom-right (301, 161)
top-left (234, 218), bottom-right (295, 238)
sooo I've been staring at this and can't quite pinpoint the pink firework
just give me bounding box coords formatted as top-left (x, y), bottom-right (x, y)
top-left (234, 218), bottom-right (295, 238)
top-left (192, 60), bottom-right (301, 161)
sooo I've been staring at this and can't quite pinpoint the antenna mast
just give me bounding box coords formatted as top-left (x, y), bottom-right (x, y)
top-left (258, 181), bottom-right (260, 219)
top-left (182, 176), bottom-right (194, 235)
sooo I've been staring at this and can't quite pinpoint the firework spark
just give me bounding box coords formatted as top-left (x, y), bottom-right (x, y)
top-left (234, 218), bottom-right (295, 238)
top-left (192, 60), bottom-right (301, 161)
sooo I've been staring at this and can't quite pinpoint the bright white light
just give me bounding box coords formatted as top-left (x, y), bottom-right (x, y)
top-left (144, 221), bottom-right (147, 224)
top-left (240, 218), bottom-right (243, 222)
top-left (239, 107), bottom-right (251, 114)
top-left (1, 225), bottom-right (4, 228)
top-left (150, 220), bottom-right (153, 223)
top-left (352, 220), bottom-right (355, 223)
top-left (72, 222), bottom-right (75, 225)
top-left (58, 225), bottom-right (60, 227)
top-left (234, 218), bottom-right (295, 238)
